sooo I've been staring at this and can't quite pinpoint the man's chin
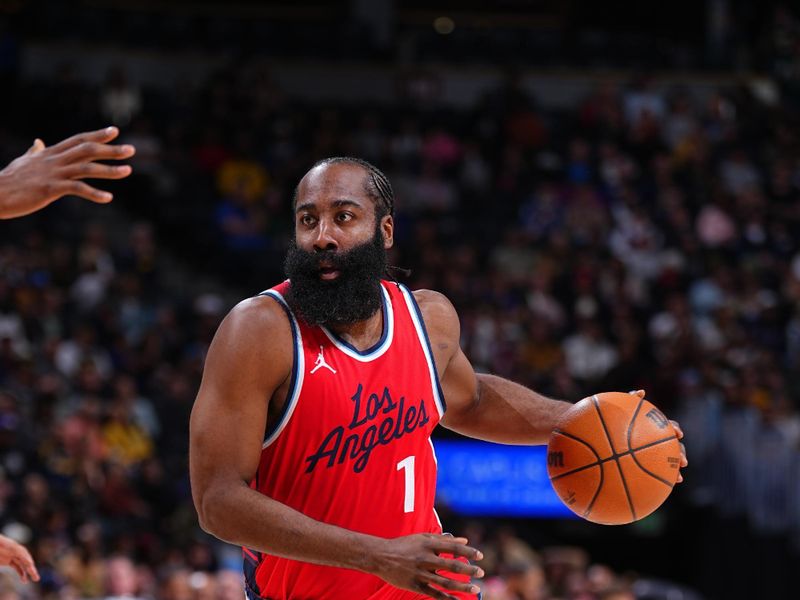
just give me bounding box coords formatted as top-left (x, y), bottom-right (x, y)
top-left (286, 274), bottom-right (383, 327)
top-left (284, 231), bottom-right (387, 325)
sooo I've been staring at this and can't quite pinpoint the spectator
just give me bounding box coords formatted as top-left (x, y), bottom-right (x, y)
top-left (102, 555), bottom-right (147, 600)
top-left (100, 67), bottom-right (142, 127)
top-left (562, 318), bottom-right (619, 384)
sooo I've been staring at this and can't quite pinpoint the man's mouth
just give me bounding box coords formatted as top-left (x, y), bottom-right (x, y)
top-left (318, 264), bottom-right (341, 280)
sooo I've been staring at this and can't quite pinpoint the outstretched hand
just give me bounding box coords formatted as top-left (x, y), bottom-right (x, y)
top-left (370, 533), bottom-right (483, 599)
top-left (0, 126), bottom-right (135, 219)
top-left (0, 534), bottom-right (39, 583)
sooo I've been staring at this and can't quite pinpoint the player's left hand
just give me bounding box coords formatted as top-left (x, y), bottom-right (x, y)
top-left (0, 534), bottom-right (39, 583)
top-left (630, 389), bottom-right (687, 483)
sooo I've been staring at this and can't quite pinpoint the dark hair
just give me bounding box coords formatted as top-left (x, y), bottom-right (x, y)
top-left (294, 156), bottom-right (395, 218)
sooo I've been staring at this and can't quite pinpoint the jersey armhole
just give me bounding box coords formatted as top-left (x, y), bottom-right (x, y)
top-left (397, 285), bottom-right (447, 418)
top-left (257, 290), bottom-right (305, 447)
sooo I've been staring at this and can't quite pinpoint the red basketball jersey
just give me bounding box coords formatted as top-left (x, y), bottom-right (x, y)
top-left (243, 280), bottom-right (476, 600)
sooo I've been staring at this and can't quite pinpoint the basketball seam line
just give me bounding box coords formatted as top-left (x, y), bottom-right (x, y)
top-left (592, 395), bottom-right (636, 522)
top-left (627, 400), bottom-right (677, 489)
top-left (550, 429), bottom-right (604, 516)
top-left (548, 434), bottom-right (679, 481)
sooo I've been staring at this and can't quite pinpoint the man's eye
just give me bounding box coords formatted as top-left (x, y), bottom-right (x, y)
top-left (300, 215), bottom-right (316, 226)
top-left (337, 213), bottom-right (353, 222)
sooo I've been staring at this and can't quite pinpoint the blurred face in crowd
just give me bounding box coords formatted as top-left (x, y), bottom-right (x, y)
top-left (285, 162), bottom-right (394, 326)
top-left (106, 556), bottom-right (138, 596)
top-left (215, 570), bottom-right (244, 600)
top-left (506, 563), bottom-right (547, 600)
top-left (161, 569), bottom-right (192, 600)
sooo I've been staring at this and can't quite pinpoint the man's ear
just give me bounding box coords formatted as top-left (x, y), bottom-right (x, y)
top-left (381, 215), bottom-right (394, 249)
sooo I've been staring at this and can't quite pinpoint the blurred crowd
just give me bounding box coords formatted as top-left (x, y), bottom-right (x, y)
top-left (2, 4), bottom-right (800, 599)
top-left (0, 210), bottom-right (237, 598)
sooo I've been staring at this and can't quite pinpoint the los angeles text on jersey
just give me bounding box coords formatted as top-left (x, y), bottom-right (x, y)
top-left (304, 383), bottom-right (430, 474)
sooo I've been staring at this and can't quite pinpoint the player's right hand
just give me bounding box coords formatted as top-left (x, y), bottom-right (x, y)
top-left (0, 534), bottom-right (39, 583)
top-left (369, 533), bottom-right (483, 599)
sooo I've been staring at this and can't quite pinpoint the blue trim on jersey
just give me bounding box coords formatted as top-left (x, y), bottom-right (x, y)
top-left (244, 582), bottom-right (265, 600)
top-left (258, 290), bottom-right (300, 444)
top-left (321, 284), bottom-right (390, 357)
top-left (242, 548), bottom-right (261, 599)
top-left (401, 285), bottom-right (447, 414)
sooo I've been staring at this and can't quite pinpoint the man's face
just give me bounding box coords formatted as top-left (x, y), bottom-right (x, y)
top-left (284, 163), bottom-right (394, 326)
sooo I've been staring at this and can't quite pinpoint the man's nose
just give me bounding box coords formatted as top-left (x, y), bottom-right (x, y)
top-left (313, 220), bottom-right (338, 252)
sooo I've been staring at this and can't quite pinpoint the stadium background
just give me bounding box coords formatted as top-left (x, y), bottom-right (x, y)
top-left (1, 1), bottom-right (800, 598)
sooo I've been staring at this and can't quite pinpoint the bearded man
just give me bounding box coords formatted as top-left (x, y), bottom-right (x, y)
top-left (189, 157), bottom-right (686, 600)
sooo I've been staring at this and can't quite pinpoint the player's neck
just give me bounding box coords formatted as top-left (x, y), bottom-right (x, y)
top-left (326, 307), bottom-right (384, 352)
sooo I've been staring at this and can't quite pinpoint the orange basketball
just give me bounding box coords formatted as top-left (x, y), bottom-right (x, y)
top-left (547, 392), bottom-right (681, 525)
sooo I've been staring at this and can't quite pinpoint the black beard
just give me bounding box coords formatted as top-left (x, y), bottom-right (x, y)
top-left (284, 228), bottom-right (387, 327)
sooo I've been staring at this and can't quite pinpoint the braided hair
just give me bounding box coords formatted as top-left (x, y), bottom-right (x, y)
top-left (298, 156), bottom-right (395, 218)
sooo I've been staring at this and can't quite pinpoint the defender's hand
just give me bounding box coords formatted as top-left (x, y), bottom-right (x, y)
top-left (0, 126), bottom-right (135, 219)
top-left (0, 534), bottom-right (39, 583)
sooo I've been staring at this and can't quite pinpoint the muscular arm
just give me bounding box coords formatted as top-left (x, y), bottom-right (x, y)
top-left (190, 297), bottom-right (377, 568)
top-left (416, 290), bottom-right (572, 444)
top-left (190, 296), bottom-right (482, 598)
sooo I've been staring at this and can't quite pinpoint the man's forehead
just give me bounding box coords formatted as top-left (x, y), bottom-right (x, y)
top-left (298, 162), bottom-right (367, 198)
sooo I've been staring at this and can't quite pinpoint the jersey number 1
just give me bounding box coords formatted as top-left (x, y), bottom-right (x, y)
top-left (396, 455), bottom-right (415, 513)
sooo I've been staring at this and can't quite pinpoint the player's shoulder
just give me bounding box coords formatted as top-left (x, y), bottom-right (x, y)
top-left (412, 288), bottom-right (455, 311)
top-left (411, 289), bottom-right (460, 332)
top-left (217, 293), bottom-right (293, 343)
top-left (202, 293), bottom-right (294, 392)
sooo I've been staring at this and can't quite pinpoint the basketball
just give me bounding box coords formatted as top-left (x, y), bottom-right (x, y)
top-left (547, 392), bottom-right (681, 525)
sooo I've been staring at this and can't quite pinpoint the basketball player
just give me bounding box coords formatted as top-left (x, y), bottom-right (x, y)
top-left (189, 158), bottom-right (687, 600)
top-left (0, 126), bottom-right (135, 219)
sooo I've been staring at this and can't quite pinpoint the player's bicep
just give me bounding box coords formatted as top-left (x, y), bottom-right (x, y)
top-left (438, 346), bottom-right (479, 429)
top-left (190, 374), bottom-right (267, 486)
top-left (190, 299), bottom-right (291, 497)
top-left (413, 289), bottom-right (479, 429)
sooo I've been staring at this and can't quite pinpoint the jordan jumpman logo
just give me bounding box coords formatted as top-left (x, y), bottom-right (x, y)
top-left (311, 346), bottom-right (337, 374)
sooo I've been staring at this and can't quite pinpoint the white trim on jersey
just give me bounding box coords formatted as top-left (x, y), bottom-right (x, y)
top-left (428, 437), bottom-right (439, 466)
top-left (398, 285), bottom-right (447, 419)
top-left (428, 437), bottom-right (444, 530)
top-left (260, 289), bottom-right (305, 449)
top-left (319, 284), bottom-right (395, 362)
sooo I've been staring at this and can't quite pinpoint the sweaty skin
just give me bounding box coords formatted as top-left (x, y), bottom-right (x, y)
top-left (189, 161), bottom-right (687, 600)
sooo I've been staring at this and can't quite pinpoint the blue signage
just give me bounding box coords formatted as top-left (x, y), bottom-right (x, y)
top-left (433, 440), bottom-right (576, 518)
